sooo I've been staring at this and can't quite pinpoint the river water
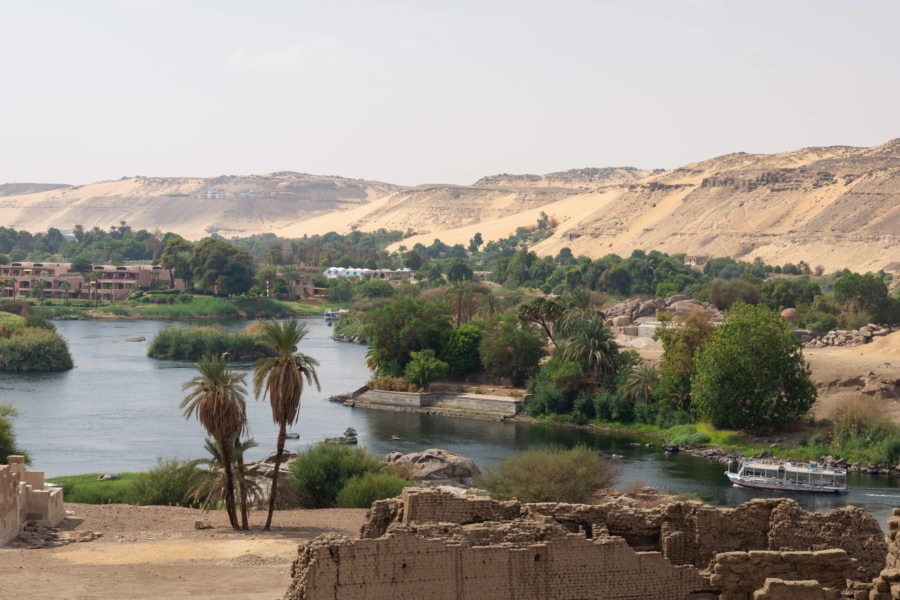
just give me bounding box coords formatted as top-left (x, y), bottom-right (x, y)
top-left (3, 318), bottom-right (900, 527)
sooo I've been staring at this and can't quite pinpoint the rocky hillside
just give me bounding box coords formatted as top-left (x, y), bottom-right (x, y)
top-left (4, 140), bottom-right (900, 272)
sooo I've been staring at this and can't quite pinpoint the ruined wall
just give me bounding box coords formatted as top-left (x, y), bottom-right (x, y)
top-left (0, 455), bottom-right (64, 546)
top-left (286, 520), bottom-right (713, 600)
top-left (362, 489), bottom-right (887, 579)
top-left (710, 549), bottom-right (858, 600)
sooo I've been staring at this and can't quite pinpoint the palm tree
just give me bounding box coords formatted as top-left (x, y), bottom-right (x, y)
top-left (253, 319), bottom-right (320, 530)
top-left (478, 291), bottom-right (501, 319)
top-left (58, 281), bottom-right (71, 306)
top-left (559, 318), bottom-right (621, 391)
top-left (181, 355), bottom-right (248, 530)
top-left (622, 364), bottom-right (659, 404)
top-left (554, 288), bottom-right (605, 339)
top-left (189, 436), bottom-right (261, 518)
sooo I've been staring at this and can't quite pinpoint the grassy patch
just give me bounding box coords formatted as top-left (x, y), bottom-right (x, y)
top-left (148, 324), bottom-right (269, 360)
top-left (0, 311), bottom-right (25, 330)
top-left (47, 473), bottom-right (140, 504)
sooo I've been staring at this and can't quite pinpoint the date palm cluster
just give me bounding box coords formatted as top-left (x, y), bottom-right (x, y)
top-left (180, 318), bottom-right (319, 531)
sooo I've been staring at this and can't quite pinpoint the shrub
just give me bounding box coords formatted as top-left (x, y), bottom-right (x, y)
top-left (0, 327), bottom-right (73, 372)
top-left (126, 458), bottom-right (203, 507)
top-left (441, 324), bottom-right (483, 376)
top-left (367, 376), bottom-right (417, 392)
top-left (831, 396), bottom-right (880, 447)
top-left (288, 443), bottom-right (384, 508)
top-left (592, 391), bottom-right (633, 422)
top-left (403, 349), bottom-right (448, 389)
top-left (477, 445), bottom-right (620, 503)
top-left (663, 424), bottom-right (710, 447)
top-left (147, 325), bottom-right (268, 360)
top-left (336, 471), bottom-right (413, 508)
top-left (24, 314), bottom-right (55, 331)
top-left (0, 300), bottom-right (31, 316)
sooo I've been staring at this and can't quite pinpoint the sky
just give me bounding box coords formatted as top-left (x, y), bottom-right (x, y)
top-left (1, 0), bottom-right (898, 186)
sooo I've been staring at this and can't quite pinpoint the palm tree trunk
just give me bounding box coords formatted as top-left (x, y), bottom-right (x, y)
top-left (235, 436), bottom-right (249, 530)
top-left (220, 437), bottom-right (240, 530)
top-left (264, 425), bottom-right (287, 531)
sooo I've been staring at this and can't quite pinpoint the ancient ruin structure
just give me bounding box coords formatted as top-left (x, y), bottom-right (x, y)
top-left (284, 488), bottom-right (891, 600)
top-left (0, 455), bottom-right (64, 546)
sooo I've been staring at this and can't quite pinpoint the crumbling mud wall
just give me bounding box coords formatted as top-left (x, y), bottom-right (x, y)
top-left (363, 489), bottom-right (887, 579)
top-left (0, 455), bottom-right (64, 546)
top-left (285, 520), bottom-right (714, 600)
top-left (285, 489), bottom-right (890, 600)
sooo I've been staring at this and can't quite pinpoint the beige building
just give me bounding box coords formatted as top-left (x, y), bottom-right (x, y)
top-left (0, 456), bottom-right (64, 546)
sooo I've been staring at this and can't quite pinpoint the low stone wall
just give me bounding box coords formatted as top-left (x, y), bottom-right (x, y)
top-left (0, 455), bottom-right (64, 546)
top-left (361, 390), bottom-right (522, 415)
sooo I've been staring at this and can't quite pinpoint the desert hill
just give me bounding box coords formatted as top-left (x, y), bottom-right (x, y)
top-left (4, 140), bottom-right (900, 272)
top-left (0, 173), bottom-right (400, 239)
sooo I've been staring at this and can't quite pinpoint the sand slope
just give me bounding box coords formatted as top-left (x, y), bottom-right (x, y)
top-left (4, 140), bottom-right (900, 272)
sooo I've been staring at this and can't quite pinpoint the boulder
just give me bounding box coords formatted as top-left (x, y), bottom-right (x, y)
top-left (384, 449), bottom-right (480, 485)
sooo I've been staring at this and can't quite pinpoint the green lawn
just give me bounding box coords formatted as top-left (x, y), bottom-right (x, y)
top-left (47, 472), bottom-right (140, 504)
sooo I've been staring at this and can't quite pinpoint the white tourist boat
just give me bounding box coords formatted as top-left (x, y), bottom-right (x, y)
top-left (725, 459), bottom-right (848, 494)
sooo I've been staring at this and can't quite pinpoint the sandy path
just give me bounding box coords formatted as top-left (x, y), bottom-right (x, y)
top-left (1, 503), bottom-right (368, 600)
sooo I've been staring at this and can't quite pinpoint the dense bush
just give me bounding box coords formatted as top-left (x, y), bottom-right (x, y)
top-left (336, 471), bottom-right (414, 508)
top-left (362, 296), bottom-right (453, 377)
top-left (441, 324), bottom-right (483, 376)
top-left (288, 443), bottom-right (385, 508)
top-left (663, 424), bottom-right (710, 447)
top-left (24, 314), bottom-right (55, 331)
top-left (147, 325), bottom-right (269, 360)
top-left (592, 390), bottom-right (634, 422)
top-left (0, 404), bottom-right (28, 463)
top-left (125, 458), bottom-right (203, 507)
top-left (477, 445), bottom-right (620, 503)
top-left (0, 327), bottom-right (73, 371)
top-left (403, 349), bottom-right (448, 389)
top-left (367, 376), bottom-right (418, 392)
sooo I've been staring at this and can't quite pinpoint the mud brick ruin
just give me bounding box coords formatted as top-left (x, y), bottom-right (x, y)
top-left (0, 455), bottom-right (65, 546)
top-left (285, 488), bottom-right (899, 600)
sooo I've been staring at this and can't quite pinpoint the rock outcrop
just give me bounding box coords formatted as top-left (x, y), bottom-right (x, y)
top-left (383, 449), bottom-right (480, 486)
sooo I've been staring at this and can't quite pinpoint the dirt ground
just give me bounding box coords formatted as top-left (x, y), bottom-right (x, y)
top-left (1, 503), bottom-right (368, 600)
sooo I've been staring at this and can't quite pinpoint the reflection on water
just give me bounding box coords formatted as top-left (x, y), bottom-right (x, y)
top-left (1, 317), bottom-right (897, 528)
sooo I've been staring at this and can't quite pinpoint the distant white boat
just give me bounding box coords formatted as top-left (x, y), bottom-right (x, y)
top-left (726, 459), bottom-right (847, 494)
top-left (324, 309), bottom-right (348, 322)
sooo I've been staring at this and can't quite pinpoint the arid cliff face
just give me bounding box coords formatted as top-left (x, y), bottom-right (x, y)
top-left (4, 140), bottom-right (900, 272)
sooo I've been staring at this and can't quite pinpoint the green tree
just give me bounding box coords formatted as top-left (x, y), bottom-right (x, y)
top-left (160, 236), bottom-right (192, 285)
top-left (188, 436), bottom-right (261, 517)
top-left (479, 313), bottom-right (546, 386)
top-left (403, 349), bottom-right (448, 389)
top-left (558, 318), bottom-right (622, 390)
top-left (362, 296), bottom-right (452, 376)
top-left (441, 324), bottom-right (483, 376)
top-left (252, 319), bottom-right (320, 530)
top-left (517, 297), bottom-right (565, 345)
top-left (403, 249), bottom-right (423, 271)
top-left (180, 355), bottom-right (247, 530)
top-left (444, 259), bottom-right (473, 282)
top-left (468, 232), bottom-right (483, 254)
top-left (0, 404), bottom-right (28, 463)
top-left (652, 308), bottom-right (715, 407)
top-left (621, 364), bottom-right (659, 405)
top-left (189, 238), bottom-right (254, 296)
top-left (691, 303), bottom-right (816, 429)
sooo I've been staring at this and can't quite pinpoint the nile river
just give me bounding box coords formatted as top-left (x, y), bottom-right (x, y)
top-left (3, 318), bottom-right (900, 526)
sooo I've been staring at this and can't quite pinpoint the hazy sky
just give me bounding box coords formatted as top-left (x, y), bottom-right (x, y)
top-left (1, 1), bottom-right (898, 186)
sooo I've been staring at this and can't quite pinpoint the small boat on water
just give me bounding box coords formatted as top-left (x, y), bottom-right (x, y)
top-left (725, 459), bottom-right (847, 494)
top-left (324, 309), bottom-right (349, 322)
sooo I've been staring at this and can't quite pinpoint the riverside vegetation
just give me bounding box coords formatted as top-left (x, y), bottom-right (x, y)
top-left (0, 302), bottom-right (72, 372)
